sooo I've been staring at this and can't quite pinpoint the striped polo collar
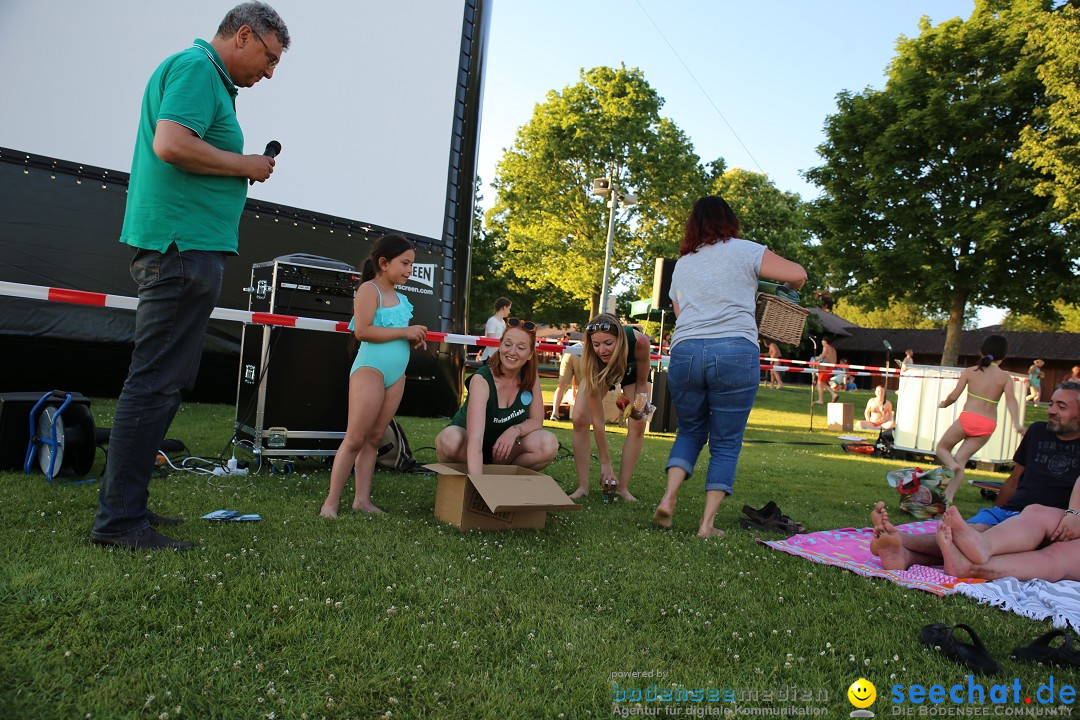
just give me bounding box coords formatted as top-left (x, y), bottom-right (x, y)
top-left (191, 38), bottom-right (238, 97)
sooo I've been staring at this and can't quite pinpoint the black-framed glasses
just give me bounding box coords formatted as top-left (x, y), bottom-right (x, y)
top-left (506, 317), bottom-right (536, 332)
top-left (586, 321), bottom-right (615, 334)
top-left (251, 28), bottom-right (280, 69)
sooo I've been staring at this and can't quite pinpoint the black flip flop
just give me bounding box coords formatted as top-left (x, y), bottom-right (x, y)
top-left (1012, 630), bottom-right (1080, 667)
top-left (920, 623), bottom-right (1000, 676)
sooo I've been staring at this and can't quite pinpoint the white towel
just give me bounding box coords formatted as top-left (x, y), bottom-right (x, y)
top-left (954, 579), bottom-right (1080, 633)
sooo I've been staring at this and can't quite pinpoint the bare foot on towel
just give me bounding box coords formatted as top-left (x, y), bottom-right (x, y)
top-left (942, 505), bottom-right (989, 564)
top-left (936, 522), bottom-right (975, 578)
top-left (870, 501), bottom-right (914, 570)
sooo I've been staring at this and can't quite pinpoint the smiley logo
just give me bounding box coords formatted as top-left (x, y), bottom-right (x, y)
top-left (847, 678), bottom-right (876, 709)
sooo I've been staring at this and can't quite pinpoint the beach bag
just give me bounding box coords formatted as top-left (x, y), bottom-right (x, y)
top-left (886, 466), bottom-right (946, 519)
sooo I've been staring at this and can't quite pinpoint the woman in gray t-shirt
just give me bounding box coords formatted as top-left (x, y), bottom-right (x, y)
top-left (652, 195), bottom-right (806, 538)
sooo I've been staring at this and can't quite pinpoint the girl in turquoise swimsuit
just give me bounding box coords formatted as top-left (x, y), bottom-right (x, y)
top-left (320, 235), bottom-right (428, 517)
top-left (936, 334), bottom-right (1025, 506)
top-left (435, 319), bottom-right (558, 475)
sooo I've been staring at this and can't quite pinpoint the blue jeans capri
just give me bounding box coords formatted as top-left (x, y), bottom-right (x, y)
top-left (665, 337), bottom-right (760, 493)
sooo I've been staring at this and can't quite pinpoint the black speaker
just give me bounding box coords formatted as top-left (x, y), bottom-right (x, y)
top-left (234, 259), bottom-right (358, 455)
top-left (651, 258), bottom-right (676, 311)
top-left (647, 369), bottom-right (678, 433)
top-left (0, 391), bottom-right (92, 470)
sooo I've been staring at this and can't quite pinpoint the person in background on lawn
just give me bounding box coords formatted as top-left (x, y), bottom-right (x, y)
top-left (436, 318), bottom-right (557, 474)
top-left (1027, 359), bottom-right (1044, 404)
top-left (858, 384), bottom-right (895, 430)
top-left (829, 358), bottom-right (849, 397)
top-left (652, 195), bottom-right (806, 537)
top-left (901, 349), bottom-right (915, 373)
top-left (478, 297), bottom-right (511, 362)
top-left (766, 340), bottom-right (784, 390)
top-left (871, 380), bottom-right (1080, 570)
top-left (936, 334), bottom-right (1025, 506)
top-left (569, 313), bottom-right (653, 502)
top-left (815, 337), bottom-right (838, 404)
top-left (550, 338), bottom-right (583, 421)
top-left (91, 2), bottom-right (291, 551)
top-left (320, 235), bottom-right (428, 517)
top-left (936, 502), bottom-right (1080, 582)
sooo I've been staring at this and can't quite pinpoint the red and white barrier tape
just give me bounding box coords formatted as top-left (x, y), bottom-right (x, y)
top-left (0, 280), bottom-right (590, 356)
top-left (0, 280), bottom-right (1029, 381)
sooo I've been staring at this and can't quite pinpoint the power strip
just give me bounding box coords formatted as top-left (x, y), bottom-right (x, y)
top-left (212, 458), bottom-right (249, 477)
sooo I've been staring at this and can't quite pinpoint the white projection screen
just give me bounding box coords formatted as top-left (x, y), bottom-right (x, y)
top-left (0, 0), bottom-right (467, 242)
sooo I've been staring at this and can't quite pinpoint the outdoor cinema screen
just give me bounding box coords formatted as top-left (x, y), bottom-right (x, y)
top-left (0, 0), bottom-right (469, 243)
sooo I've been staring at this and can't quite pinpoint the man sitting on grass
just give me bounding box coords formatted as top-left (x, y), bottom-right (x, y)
top-left (870, 381), bottom-right (1080, 570)
top-left (857, 385), bottom-right (895, 430)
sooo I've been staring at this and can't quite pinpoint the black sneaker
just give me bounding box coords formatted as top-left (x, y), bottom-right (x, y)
top-left (741, 501), bottom-right (780, 524)
top-left (147, 510), bottom-right (185, 526)
top-left (739, 515), bottom-right (805, 535)
top-left (91, 527), bottom-right (193, 551)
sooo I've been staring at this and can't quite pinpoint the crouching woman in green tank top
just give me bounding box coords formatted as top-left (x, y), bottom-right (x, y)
top-left (436, 318), bottom-right (558, 474)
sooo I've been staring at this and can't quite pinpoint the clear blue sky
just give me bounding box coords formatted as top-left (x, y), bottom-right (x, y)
top-left (475, 0), bottom-right (1007, 324)
top-left (477, 0), bottom-right (975, 201)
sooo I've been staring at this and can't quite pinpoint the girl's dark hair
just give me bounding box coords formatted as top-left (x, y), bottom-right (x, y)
top-left (977, 334), bottom-right (1008, 371)
top-left (681, 195), bottom-right (740, 257)
top-left (361, 234), bottom-right (415, 282)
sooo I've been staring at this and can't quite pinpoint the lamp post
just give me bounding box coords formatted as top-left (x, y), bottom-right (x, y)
top-left (591, 177), bottom-right (637, 315)
top-left (882, 339), bottom-right (893, 391)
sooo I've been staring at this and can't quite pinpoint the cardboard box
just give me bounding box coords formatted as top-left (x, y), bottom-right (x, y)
top-left (827, 402), bottom-right (854, 432)
top-left (426, 463), bottom-right (581, 531)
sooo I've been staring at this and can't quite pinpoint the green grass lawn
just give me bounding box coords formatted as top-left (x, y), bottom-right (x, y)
top-left (0, 385), bottom-right (1060, 719)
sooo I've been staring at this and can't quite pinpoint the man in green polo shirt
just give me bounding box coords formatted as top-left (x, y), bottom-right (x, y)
top-left (92, 2), bottom-right (291, 551)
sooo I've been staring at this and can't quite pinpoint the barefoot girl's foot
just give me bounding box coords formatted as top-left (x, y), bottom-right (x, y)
top-left (352, 502), bottom-right (385, 514)
top-left (619, 490), bottom-right (639, 503)
top-left (870, 524), bottom-right (911, 570)
top-left (318, 506), bottom-right (338, 518)
top-left (941, 505), bottom-right (989, 564)
top-left (652, 504), bottom-right (673, 528)
top-left (936, 523), bottom-right (975, 578)
top-left (568, 488), bottom-right (588, 500)
top-left (697, 526), bottom-right (725, 539)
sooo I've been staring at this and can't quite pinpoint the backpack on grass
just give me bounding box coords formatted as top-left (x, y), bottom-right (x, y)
top-left (375, 420), bottom-right (429, 474)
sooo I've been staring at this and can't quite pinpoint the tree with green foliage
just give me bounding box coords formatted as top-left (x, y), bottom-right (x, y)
top-left (710, 166), bottom-right (818, 286)
top-left (831, 297), bottom-right (947, 330)
top-left (806, 0), bottom-right (1080, 365)
top-left (1003, 300), bottom-right (1080, 332)
top-left (467, 185), bottom-right (582, 330)
top-left (1017, 1), bottom-right (1080, 223)
top-left (487, 65), bottom-right (707, 320)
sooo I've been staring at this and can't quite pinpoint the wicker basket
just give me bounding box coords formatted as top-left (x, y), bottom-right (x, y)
top-left (755, 293), bottom-right (809, 346)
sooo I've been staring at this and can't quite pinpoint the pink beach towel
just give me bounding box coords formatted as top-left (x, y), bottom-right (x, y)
top-left (758, 520), bottom-right (982, 597)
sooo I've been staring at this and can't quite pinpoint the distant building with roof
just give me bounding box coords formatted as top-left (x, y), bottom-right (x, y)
top-left (811, 309), bottom-right (1080, 401)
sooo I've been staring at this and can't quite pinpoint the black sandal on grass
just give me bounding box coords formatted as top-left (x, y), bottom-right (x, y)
top-left (920, 623), bottom-right (1000, 676)
top-left (1012, 630), bottom-right (1080, 667)
top-left (739, 515), bottom-right (804, 535)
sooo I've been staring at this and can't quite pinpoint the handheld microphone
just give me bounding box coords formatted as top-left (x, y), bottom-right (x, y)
top-left (250, 140), bottom-right (282, 185)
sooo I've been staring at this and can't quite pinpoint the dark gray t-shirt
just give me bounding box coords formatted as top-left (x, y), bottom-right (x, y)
top-left (1005, 422), bottom-right (1080, 511)
top-left (669, 238), bottom-right (765, 347)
